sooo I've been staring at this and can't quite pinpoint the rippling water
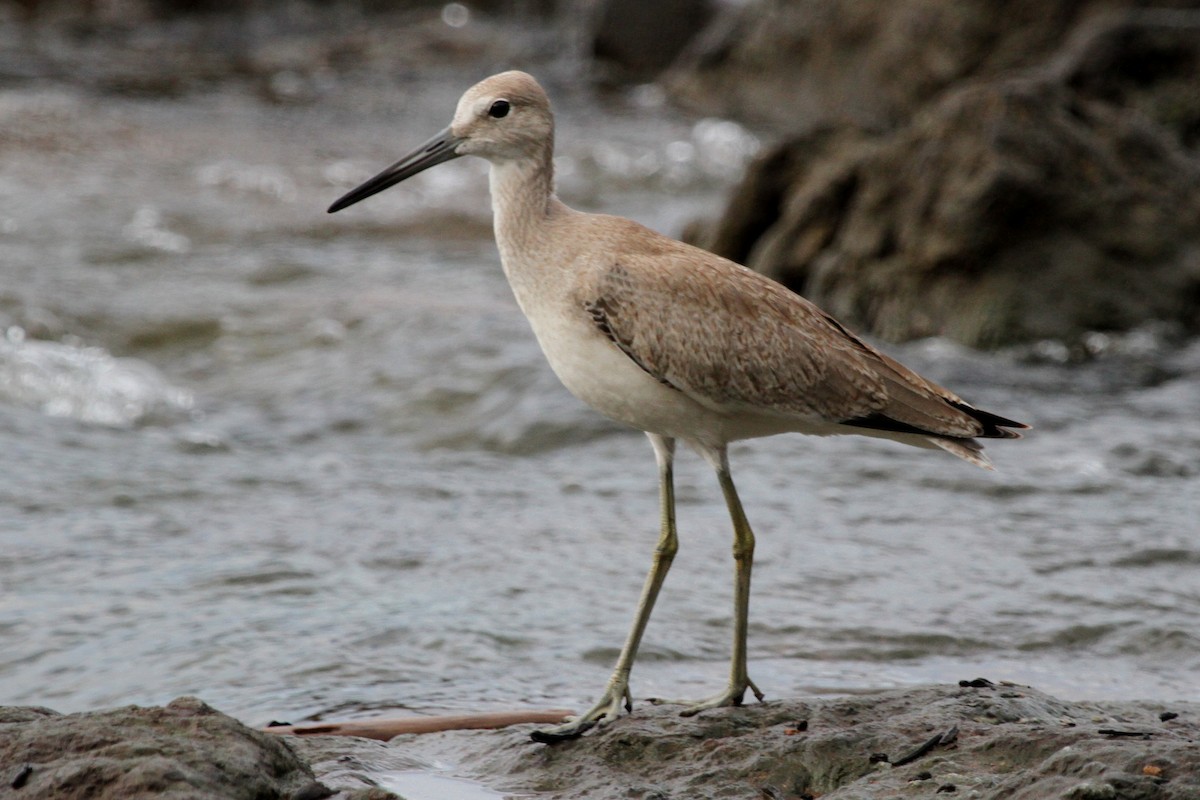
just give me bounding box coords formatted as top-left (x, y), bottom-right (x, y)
top-left (2, 16), bottom-right (1199, 760)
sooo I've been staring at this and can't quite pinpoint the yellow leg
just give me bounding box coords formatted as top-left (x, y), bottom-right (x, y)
top-left (531, 434), bottom-right (678, 743)
top-left (679, 463), bottom-right (763, 714)
top-left (652, 448), bottom-right (763, 715)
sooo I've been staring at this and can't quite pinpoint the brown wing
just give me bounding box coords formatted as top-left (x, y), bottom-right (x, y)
top-left (579, 238), bottom-right (1024, 441)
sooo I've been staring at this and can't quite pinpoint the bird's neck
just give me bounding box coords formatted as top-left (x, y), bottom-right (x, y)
top-left (488, 150), bottom-right (558, 262)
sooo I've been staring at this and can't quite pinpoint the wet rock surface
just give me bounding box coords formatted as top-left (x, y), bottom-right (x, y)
top-left (4, 686), bottom-right (1199, 799)
top-left (297, 684), bottom-right (1200, 799)
top-left (678, 1), bottom-right (1200, 347)
top-left (0, 697), bottom-right (330, 800)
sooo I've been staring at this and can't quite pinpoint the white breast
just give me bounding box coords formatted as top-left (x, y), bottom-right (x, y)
top-left (522, 296), bottom-right (728, 443)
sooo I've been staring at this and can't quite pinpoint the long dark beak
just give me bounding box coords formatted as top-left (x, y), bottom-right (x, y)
top-left (327, 127), bottom-right (463, 213)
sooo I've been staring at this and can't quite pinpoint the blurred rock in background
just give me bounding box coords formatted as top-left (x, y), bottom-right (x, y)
top-left (589, 0), bottom-right (715, 83)
top-left (671, 1), bottom-right (1200, 347)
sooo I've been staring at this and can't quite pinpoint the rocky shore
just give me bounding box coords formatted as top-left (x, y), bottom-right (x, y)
top-left (3, 684), bottom-right (1198, 799)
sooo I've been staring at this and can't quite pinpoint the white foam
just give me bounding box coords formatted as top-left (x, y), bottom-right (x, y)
top-left (0, 327), bottom-right (193, 427)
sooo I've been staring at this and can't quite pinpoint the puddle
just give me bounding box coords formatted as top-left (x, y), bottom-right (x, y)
top-left (375, 769), bottom-right (523, 800)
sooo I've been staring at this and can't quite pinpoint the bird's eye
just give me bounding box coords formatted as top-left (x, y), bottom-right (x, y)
top-left (488, 100), bottom-right (510, 119)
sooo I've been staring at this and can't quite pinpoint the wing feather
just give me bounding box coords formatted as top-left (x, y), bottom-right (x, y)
top-left (576, 234), bottom-right (1025, 442)
top-left (581, 251), bottom-right (886, 421)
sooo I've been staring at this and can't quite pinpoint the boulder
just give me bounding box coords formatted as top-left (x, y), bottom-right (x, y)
top-left (681, 3), bottom-right (1200, 347)
top-left (693, 76), bottom-right (1200, 347)
top-left (7, 686), bottom-right (1200, 799)
top-left (1054, 8), bottom-right (1200, 150)
top-left (0, 697), bottom-right (329, 800)
top-left (590, 0), bottom-right (716, 83)
top-left (377, 683), bottom-right (1200, 799)
top-left (665, 0), bottom-right (1200, 133)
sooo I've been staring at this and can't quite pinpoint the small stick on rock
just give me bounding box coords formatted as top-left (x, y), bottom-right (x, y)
top-left (264, 709), bottom-right (575, 740)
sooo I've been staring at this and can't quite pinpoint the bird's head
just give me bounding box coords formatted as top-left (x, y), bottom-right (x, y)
top-left (327, 70), bottom-right (553, 214)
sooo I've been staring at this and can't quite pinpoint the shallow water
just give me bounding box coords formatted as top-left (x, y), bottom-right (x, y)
top-left (1, 12), bottom-right (1199, 782)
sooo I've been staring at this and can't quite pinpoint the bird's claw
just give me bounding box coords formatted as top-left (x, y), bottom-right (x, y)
top-left (649, 676), bottom-right (764, 717)
top-left (529, 681), bottom-right (633, 744)
top-left (529, 716), bottom-right (599, 744)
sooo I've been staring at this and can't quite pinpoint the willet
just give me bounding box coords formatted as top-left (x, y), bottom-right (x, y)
top-left (328, 71), bottom-right (1028, 743)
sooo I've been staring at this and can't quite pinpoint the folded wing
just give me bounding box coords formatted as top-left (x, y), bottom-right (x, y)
top-left (578, 242), bottom-right (1027, 461)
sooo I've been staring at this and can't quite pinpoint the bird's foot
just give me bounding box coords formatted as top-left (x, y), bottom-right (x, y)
top-left (529, 681), bottom-right (633, 744)
top-left (650, 676), bottom-right (764, 717)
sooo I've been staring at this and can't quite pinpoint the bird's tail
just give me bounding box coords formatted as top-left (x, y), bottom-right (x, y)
top-left (929, 437), bottom-right (995, 470)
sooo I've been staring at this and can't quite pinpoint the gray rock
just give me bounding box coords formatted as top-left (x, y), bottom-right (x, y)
top-left (1051, 8), bottom-right (1200, 151)
top-left (0, 696), bottom-right (328, 800)
top-left (408, 684), bottom-right (1200, 799)
top-left (682, 1), bottom-right (1200, 348)
top-left (590, 0), bottom-right (716, 83)
top-left (693, 76), bottom-right (1200, 347)
top-left (7, 686), bottom-right (1200, 800)
top-left (666, 0), bottom-right (1200, 133)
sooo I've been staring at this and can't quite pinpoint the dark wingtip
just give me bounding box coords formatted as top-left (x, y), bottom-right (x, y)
top-left (950, 403), bottom-right (1030, 438)
top-left (843, 406), bottom-right (1030, 441)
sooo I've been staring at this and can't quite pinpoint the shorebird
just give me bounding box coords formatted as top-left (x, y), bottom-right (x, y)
top-left (328, 71), bottom-right (1028, 743)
